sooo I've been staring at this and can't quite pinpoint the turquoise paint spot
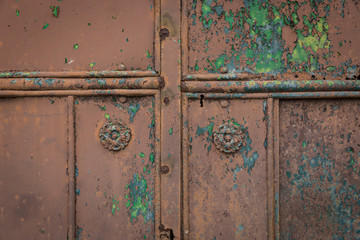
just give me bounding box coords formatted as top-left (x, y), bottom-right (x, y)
top-left (236, 225), bottom-right (244, 235)
top-left (128, 103), bottom-right (140, 122)
top-left (76, 227), bottom-right (83, 240)
top-left (75, 188), bottom-right (80, 196)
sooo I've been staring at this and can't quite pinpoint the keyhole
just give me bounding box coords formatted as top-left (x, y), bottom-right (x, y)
top-left (200, 94), bottom-right (204, 107)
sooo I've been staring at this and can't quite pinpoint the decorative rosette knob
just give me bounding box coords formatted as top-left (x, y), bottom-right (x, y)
top-left (213, 123), bottom-right (243, 153)
top-left (99, 119), bottom-right (131, 151)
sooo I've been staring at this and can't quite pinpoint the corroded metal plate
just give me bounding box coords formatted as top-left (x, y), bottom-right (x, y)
top-left (186, 98), bottom-right (267, 239)
top-left (0, 0), bottom-right (155, 71)
top-left (279, 99), bottom-right (360, 239)
top-left (0, 97), bottom-right (68, 239)
top-left (75, 96), bottom-right (156, 239)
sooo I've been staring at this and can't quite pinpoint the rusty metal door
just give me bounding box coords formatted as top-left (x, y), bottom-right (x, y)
top-left (1, 0), bottom-right (360, 239)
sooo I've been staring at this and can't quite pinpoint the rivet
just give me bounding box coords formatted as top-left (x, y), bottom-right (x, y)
top-left (163, 97), bottom-right (170, 105)
top-left (219, 100), bottom-right (230, 108)
top-left (119, 97), bottom-right (127, 103)
top-left (160, 165), bottom-right (170, 174)
top-left (220, 67), bottom-right (228, 74)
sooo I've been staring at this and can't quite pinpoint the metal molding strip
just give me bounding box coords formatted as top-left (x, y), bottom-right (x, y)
top-left (181, 80), bottom-right (360, 93)
top-left (0, 77), bottom-right (164, 90)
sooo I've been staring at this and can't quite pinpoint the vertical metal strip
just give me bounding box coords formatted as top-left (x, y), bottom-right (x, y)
top-left (67, 96), bottom-right (76, 240)
top-left (181, 94), bottom-right (189, 240)
top-left (154, 92), bottom-right (161, 239)
top-left (267, 98), bottom-right (274, 239)
top-left (273, 99), bottom-right (280, 240)
top-left (154, 0), bottom-right (161, 73)
top-left (181, 0), bottom-right (189, 77)
top-left (160, 0), bottom-right (182, 238)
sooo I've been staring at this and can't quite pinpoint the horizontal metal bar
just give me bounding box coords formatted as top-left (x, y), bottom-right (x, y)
top-left (186, 91), bottom-right (360, 99)
top-left (0, 89), bottom-right (158, 97)
top-left (0, 77), bottom-right (164, 90)
top-left (184, 72), bottom-right (359, 81)
top-left (181, 80), bottom-right (360, 93)
top-left (0, 70), bottom-right (158, 78)
top-left (184, 73), bottom-right (261, 81)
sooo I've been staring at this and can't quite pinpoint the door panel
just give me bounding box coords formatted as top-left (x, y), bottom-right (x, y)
top-left (75, 96), bottom-right (157, 239)
top-left (185, 97), bottom-right (268, 239)
top-left (0, 0), bottom-right (156, 72)
top-left (0, 97), bottom-right (69, 239)
top-left (279, 99), bottom-right (360, 239)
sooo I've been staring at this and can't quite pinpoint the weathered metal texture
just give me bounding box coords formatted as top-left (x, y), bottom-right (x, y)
top-left (0, 77), bottom-right (163, 90)
top-left (183, 95), bottom-right (268, 239)
top-left (0, 0), bottom-right (156, 72)
top-left (182, 79), bottom-right (360, 93)
top-left (279, 99), bottom-right (360, 239)
top-left (0, 70), bottom-right (157, 78)
top-left (0, 97), bottom-right (69, 239)
top-left (185, 0), bottom-right (360, 79)
top-left (160, 0), bottom-right (182, 238)
top-left (75, 95), bottom-right (160, 239)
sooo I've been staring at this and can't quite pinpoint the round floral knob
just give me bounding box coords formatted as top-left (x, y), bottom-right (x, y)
top-left (99, 119), bottom-right (131, 151)
top-left (213, 123), bottom-right (243, 153)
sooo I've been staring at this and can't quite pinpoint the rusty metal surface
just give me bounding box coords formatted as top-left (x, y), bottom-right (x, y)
top-left (279, 99), bottom-right (360, 239)
top-left (186, 0), bottom-right (360, 78)
top-left (75, 96), bottom-right (158, 239)
top-left (0, 97), bottom-right (69, 239)
top-left (185, 97), bottom-right (268, 239)
top-left (0, 0), bottom-right (155, 72)
top-left (159, 0), bottom-right (182, 238)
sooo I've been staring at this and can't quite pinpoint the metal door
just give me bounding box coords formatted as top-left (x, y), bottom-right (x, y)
top-left (1, 0), bottom-right (360, 239)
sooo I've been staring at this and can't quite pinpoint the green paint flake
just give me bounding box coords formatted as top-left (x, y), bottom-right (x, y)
top-left (112, 16), bottom-right (117, 19)
top-left (105, 113), bottom-right (110, 119)
top-left (65, 58), bottom-right (68, 64)
top-left (42, 23), bottom-right (49, 29)
top-left (139, 152), bottom-right (145, 158)
top-left (89, 62), bottom-right (96, 68)
top-left (169, 128), bottom-right (173, 135)
top-left (214, 55), bottom-right (226, 70)
top-left (16, 9), bottom-right (20, 16)
top-left (50, 6), bottom-right (60, 18)
top-left (74, 44), bottom-right (79, 50)
top-left (112, 196), bottom-right (120, 215)
top-left (149, 152), bottom-right (154, 163)
top-left (146, 50), bottom-right (152, 58)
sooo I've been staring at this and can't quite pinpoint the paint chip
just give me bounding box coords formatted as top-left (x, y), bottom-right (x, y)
top-left (16, 9), bottom-right (20, 16)
top-left (42, 23), bottom-right (49, 29)
top-left (74, 44), bottom-right (79, 50)
top-left (89, 62), bottom-right (96, 68)
top-left (105, 113), bottom-right (110, 119)
top-left (50, 6), bottom-right (60, 18)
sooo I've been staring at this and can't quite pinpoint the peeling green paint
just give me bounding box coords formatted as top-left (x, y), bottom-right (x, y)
top-left (124, 174), bottom-right (154, 224)
top-left (190, 0), bottom-right (359, 76)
